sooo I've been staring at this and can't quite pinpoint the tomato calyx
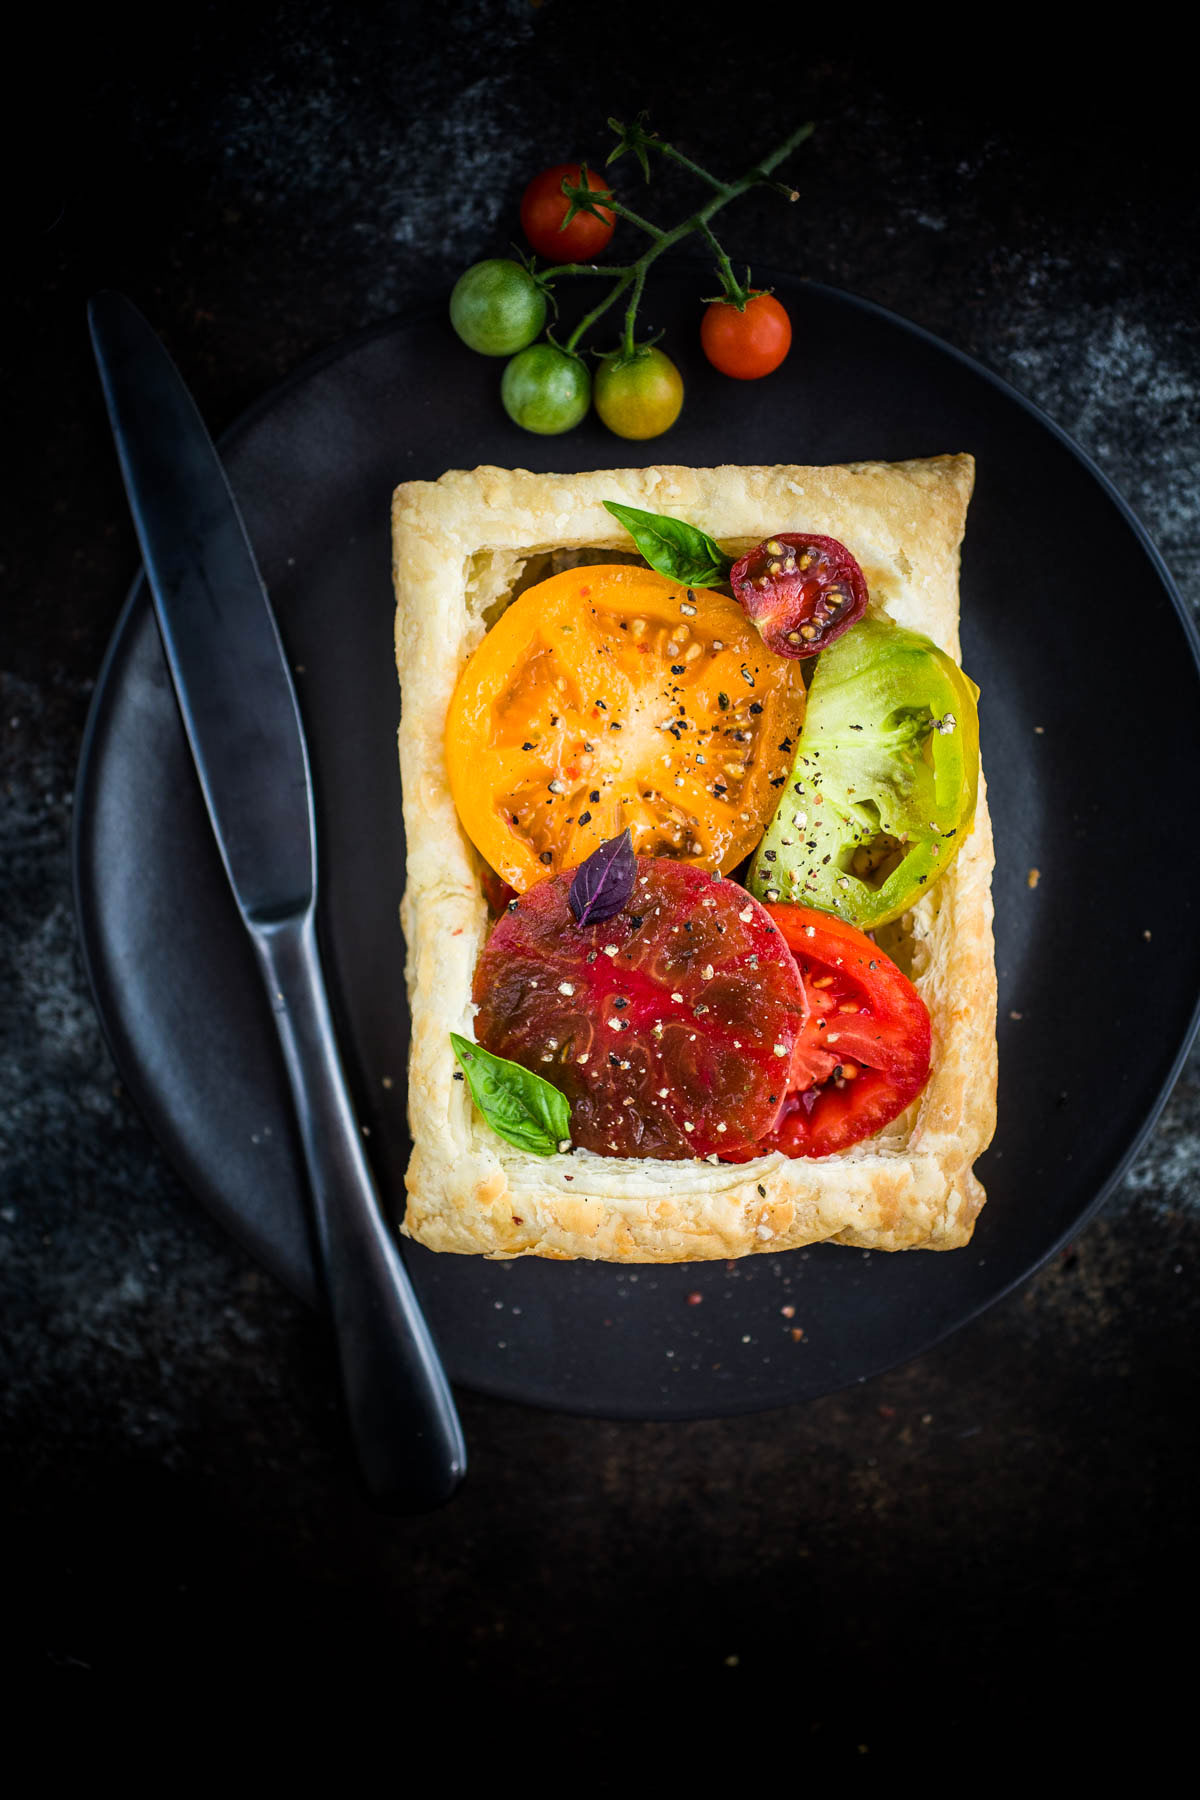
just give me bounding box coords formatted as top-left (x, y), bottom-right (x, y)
top-left (605, 113), bottom-right (658, 183)
top-left (596, 329), bottom-right (665, 363)
top-left (557, 165), bottom-right (618, 237)
top-left (699, 261), bottom-right (770, 311)
top-left (700, 287), bottom-right (763, 315)
top-left (730, 532), bottom-right (868, 658)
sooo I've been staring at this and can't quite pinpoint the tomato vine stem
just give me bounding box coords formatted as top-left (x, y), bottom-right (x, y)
top-left (561, 271), bottom-right (634, 352)
top-left (553, 120), bottom-right (813, 359)
top-left (697, 220), bottom-right (755, 310)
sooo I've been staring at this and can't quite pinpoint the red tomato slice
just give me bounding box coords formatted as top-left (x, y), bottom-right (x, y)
top-left (725, 904), bottom-right (932, 1159)
top-left (472, 860), bottom-right (806, 1159)
top-left (729, 532), bottom-right (868, 657)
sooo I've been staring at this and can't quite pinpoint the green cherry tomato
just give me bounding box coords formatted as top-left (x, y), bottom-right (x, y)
top-left (501, 343), bottom-right (591, 435)
top-left (593, 347), bottom-right (684, 440)
top-left (450, 259), bottom-right (547, 356)
top-left (748, 612), bottom-right (980, 928)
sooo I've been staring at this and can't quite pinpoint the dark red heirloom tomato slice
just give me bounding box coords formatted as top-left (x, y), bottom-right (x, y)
top-left (724, 905), bottom-right (931, 1159)
top-left (729, 533), bottom-right (868, 658)
top-left (472, 859), bottom-right (805, 1159)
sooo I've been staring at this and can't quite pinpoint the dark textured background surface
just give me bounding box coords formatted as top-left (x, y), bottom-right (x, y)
top-left (5, 2), bottom-right (1197, 1737)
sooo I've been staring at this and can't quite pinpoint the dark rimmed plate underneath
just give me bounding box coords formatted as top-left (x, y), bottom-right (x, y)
top-left (73, 272), bottom-right (1200, 1418)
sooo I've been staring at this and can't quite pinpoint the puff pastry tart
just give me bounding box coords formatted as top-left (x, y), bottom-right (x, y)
top-left (391, 457), bottom-right (996, 1261)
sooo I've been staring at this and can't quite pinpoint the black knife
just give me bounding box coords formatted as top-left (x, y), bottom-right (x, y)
top-left (88, 291), bottom-right (466, 1512)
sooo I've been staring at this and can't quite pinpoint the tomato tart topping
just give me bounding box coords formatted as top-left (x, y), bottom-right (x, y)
top-left (748, 612), bottom-right (979, 928)
top-left (446, 564), bottom-right (805, 892)
top-left (729, 532), bottom-right (868, 658)
top-left (472, 857), bottom-right (806, 1159)
top-left (447, 511), bottom-right (976, 1168)
top-left (722, 905), bottom-right (932, 1160)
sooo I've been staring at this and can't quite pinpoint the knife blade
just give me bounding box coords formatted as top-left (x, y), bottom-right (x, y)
top-left (88, 291), bottom-right (466, 1511)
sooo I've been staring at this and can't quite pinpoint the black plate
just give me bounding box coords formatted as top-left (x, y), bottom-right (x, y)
top-left (74, 271), bottom-right (1200, 1419)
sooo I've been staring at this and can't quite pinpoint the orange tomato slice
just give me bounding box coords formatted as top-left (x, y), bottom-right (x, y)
top-left (445, 563), bottom-right (807, 892)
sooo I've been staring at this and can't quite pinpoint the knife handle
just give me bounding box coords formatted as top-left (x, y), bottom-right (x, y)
top-left (251, 910), bottom-right (467, 1512)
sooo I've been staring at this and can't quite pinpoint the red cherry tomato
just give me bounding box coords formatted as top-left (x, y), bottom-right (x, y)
top-left (472, 859), bottom-right (806, 1159)
top-left (520, 163), bottom-right (616, 263)
top-left (729, 532), bottom-right (868, 658)
top-left (728, 904), bottom-right (932, 1159)
top-left (700, 291), bottom-right (792, 379)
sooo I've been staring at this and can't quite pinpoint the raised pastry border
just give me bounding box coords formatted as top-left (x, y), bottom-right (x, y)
top-left (391, 457), bottom-right (995, 1260)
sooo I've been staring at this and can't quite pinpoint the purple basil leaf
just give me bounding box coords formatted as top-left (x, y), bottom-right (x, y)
top-left (568, 828), bottom-right (636, 926)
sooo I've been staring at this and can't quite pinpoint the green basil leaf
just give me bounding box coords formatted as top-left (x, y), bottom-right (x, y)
top-left (603, 499), bottom-right (733, 588)
top-left (450, 1032), bottom-right (571, 1157)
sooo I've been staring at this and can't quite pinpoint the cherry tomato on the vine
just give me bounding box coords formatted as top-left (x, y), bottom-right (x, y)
top-left (700, 291), bottom-right (792, 379)
top-left (501, 343), bottom-right (591, 435)
top-left (449, 258), bottom-right (547, 356)
top-left (520, 163), bottom-right (616, 263)
top-left (594, 347), bottom-right (684, 440)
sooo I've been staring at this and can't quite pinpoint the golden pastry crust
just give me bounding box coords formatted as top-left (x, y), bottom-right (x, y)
top-left (392, 457), bottom-right (996, 1260)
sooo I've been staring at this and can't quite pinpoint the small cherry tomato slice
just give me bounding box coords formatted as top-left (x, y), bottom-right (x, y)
top-left (748, 612), bottom-right (980, 928)
top-left (730, 532), bottom-right (868, 657)
top-left (700, 292), bottom-right (792, 379)
top-left (445, 563), bottom-right (806, 893)
top-left (723, 904), bottom-right (931, 1159)
top-left (473, 860), bottom-right (805, 1159)
top-left (520, 163), bottom-right (616, 263)
top-left (594, 347), bottom-right (684, 440)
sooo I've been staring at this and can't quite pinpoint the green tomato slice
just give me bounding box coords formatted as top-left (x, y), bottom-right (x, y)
top-left (747, 612), bottom-right (979, 928)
